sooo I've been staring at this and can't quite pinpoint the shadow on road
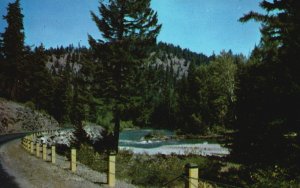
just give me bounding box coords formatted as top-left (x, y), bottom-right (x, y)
top-left (0, 133), bottom-right (27, 188)
top-left (0, 162), bottom-right (20, 188)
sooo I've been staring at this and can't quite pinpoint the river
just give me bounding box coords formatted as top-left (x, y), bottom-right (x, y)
top-left (119, 129), bottom-right (229, 156)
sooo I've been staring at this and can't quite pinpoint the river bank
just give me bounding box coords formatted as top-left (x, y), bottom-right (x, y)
top-left (120, 142), bottom-right (229, 156)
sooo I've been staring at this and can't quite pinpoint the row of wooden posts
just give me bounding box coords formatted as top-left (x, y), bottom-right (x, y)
top-left (21, 132), bottom-right (200, 188)
top-left (21, 133), bottom-right (117, 187)
top-left (21, 135), bottom-right (76, 171)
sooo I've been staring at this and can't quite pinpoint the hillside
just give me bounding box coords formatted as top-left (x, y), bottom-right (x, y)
top-left (0, 98), bottom-right (59, 134)
top-left (45, 42), bottom-right (211, 77)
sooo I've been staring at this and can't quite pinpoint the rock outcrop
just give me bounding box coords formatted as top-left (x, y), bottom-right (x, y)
top-left (35, 125), bottom-right (104, 147)
top-left (0, 98), bottom-right (59, 134)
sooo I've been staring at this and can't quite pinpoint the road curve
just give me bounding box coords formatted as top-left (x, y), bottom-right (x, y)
top-left (0, 133), bottom-right (26, 188)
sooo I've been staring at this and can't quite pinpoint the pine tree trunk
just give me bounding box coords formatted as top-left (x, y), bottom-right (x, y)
top-left (113, 108), bottom-right (120, 153)
top-left (10, 78), bottom-right (17, 100)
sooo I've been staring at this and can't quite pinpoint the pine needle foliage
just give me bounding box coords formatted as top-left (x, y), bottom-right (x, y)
top-left (88, 0), bottom-right (161, 152)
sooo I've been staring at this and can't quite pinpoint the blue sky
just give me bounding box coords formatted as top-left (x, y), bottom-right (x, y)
top-left (0, 0), bottom-right (263, 56)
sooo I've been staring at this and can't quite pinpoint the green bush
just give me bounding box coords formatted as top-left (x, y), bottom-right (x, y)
top-left (96, 110), bottom-right (113, 132)
top-left (77, 144), bottom-right (107, 172)
top-left (120, 120), bottom-right (134, 131)
top-left (250, 167), bottom-right (300, 188)
top-left (24, 101), bottom-right (35, 110)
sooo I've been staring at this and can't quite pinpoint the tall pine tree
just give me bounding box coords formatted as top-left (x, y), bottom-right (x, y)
top-left (89, 0), bottom-right (161, 152)
top-left (21, 44), bottom-right (54, 109)
top-left (0, 0), bottom-right (25, 99)
top-left (232, 0), bottom-right (300, 172)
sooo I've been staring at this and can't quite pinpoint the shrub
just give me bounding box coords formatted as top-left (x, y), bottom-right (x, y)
top-left (24, 101), bottom-right (35, 110)
top-left (77, 144), bottom-right (107, 172)
top-left (250, 167), bottom-right (300, 188)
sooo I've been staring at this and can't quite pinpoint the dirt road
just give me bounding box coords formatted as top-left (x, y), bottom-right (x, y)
top-left (0, 133), bottom-right (26, 188)
top-left (0, 139), bottom-right (135, 188)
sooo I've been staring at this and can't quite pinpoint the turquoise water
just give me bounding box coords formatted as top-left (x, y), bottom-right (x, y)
top-left (119, 129), bottom-right (216, 149)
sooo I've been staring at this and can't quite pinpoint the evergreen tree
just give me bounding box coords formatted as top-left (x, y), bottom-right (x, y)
top-left (232, 0), bottom-right (300, 173)
top-left (150, 62), bottom-right (178, 129)
top-left (0, 0), bottom-right (25, 99)
top-left (89, 0), bottom-right (161, 152)
top-left (176, 60), bottom-right (205, 133)
top-left (21, 44), bottom-right (54, 109)
top-left (0, 34), bottom-right (3, 60)
top-left (52, 65), bottom-right (72, 124)
top-left (71, 81), bottom-right (88, 148)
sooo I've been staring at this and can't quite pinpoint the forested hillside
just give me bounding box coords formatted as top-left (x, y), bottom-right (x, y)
top-left (2, 37), bottom-right (242, 135)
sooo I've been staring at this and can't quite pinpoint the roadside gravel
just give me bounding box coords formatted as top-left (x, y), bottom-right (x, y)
top-left (0, 139), bottom-right (135, 188)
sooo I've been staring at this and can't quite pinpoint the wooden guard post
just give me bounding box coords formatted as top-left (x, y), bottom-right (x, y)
top-left (71, 148), bottom-right (76, 172)
top-left (185, 163), bottom-right (199, 188)
top-left (42, 144), bottom-right (47, 161)
top-left (30, 141), bottom-right (34, 154)
top-left (36, 143), bottom-right (40, 157)
top-left (51, 145), bottom-right (56, 164)
top-left (108, 153), bottom-right (116, 187)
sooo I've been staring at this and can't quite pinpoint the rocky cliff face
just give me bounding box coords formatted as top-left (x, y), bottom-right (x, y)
top-left (0, 98), bottom-right (59, 134)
